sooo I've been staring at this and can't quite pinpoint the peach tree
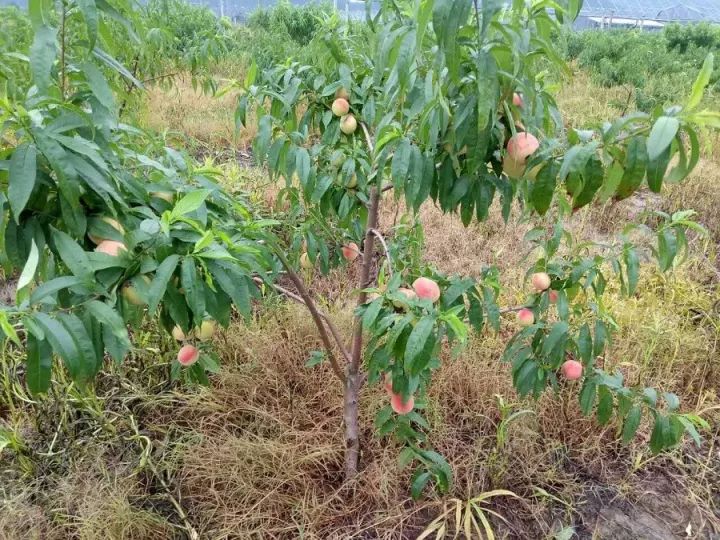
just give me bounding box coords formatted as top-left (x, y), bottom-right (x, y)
top-left (0, 0), bottom-right (275, 387)
top-left (233, 0), bottom-right (716, 493)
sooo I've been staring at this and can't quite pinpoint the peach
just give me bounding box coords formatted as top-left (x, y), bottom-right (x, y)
top-left (335, 87), bottom-right (350, 100)
top-left (561, 359), bottom-right (583, 380)
top-left (197, 320), bottom-right (216, 341)
top-left (89, 217), bottom-right (125, 244)
top-left (95, 240), bottom-right (127, 257)
top-left (172, 325), bottom-right (191, 341)
top-left (517, 308), bottom-right (534, 326)
top-left (342, 242), bottom-right (360, 262)
top-left (531, 272), bottom-right (551, 292)
top-left (346, 174), bottom-right (358, 188)
top-left (393, 287), bottom-right (417, 309)
top-left (513, 92), bottom-right (524, 108)
top-left (503, 132), bottom-right (540, 179)
top-left (412, 277), bottom-right (440, 303)
top-left (340, 114), bottom-right (357, 135)
top-left (121, 276), bottom-right (150, 306)
top-left (548, 290), bottom-right (559, 304)
top-left (331, 98), bottom-right (350, 117)
top-left (177, 344), bottom-right (199, 367)
top-left (390, 392), bottom-right (415, 415)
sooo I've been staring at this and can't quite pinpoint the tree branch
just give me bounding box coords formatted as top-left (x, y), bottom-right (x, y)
top-left (369, 228), bottom-right (393, 277)
top-left (254, 277), bottom-right (352, 365)
top-left (270, 249), bottom-right (347, 384)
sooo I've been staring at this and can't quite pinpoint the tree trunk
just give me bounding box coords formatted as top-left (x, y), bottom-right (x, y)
top-left (343, 184), bottom-right (381, 478)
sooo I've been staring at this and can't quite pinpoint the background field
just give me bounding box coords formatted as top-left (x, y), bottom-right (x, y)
top-left (1, 3), bottom-right (719, 538)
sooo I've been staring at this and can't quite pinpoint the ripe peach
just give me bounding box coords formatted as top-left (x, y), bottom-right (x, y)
top-left (95, 240), bottom-right (127, 257)
top-left (340, 114), bottom-right (357, 135)
top-left (503, 132), bottom-right (540, 179)
top-left (390, 392), bottom-right (415, 415)
top-left (342, 242), bottom-right (360, 262)
top-left (561, 359), bottom-right (583, 380)
top-left (412, 277), bottom-right (440, 303)
top-left (177, 344), bottom-right (199, 367)
top-left (548, 290), bottom-right (559, 304)
top-left (517, 308), bottom-right (534, 327)
top-left (89, 217), bottom-right (125, 244)
top-left (197, 320), bottom-right (216, 341)
top-left (331, 98), bottom-right (350, 117)
top-left (513, 92), bottom-right (524, 108)
top-left (531, 272), bottom-right (551, 292)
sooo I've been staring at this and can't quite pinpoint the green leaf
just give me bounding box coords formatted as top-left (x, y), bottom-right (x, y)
top-left (687, 53), bottom-right (713, 111)
top-left (596, 385), bottom-right (613, 425)
top-left (208, 262), bottom-right (252, 319)
top-left (410, 471), bottom-right (431, 501)
top-left (31, 313), bottom-right (82, 381)
top-left (676, 415), bottom-right (702, 447)
top-left (305, 350), bottom-right (325, 368)
top-left (530, 162), bottom-right (558, 215)
top-left (30, 24), bottom-right (57, 92)
top-left (86, 300), bottom-right (130, 362)
top-left (77, 0), bottom-right (98, 49)
top-left (646, 145), bottom-right (671, 193)
top-left (647, 117), bottom-right (679, 161)
top-left (403, 316), bottom-right (435, 374)
top-left (615, 137), bottom-right (648, 200)
top-left (621, 405), bottom-right (642, 444)
top-left (663, 392), bottom-right (680, 412)
top-left (51, 228), bottom-right (93, 280)
top-left (57, 313), bottom-right (100, 380)
top-left (573, 156), bottom-right (604, 210)
top-left (181, 257), bottom-right (206, 326)
top-left (391, 138), bottom-right (411, 187)
top-left (83, 61), bottom-right (115, 112)
top-left (26, 334), bottom-right (52, 395)
top-left (171, 190), bottom-right (211, 219)
top-left (8, 144), bottom-right (37, 222)
top-left (657, 228), bottom-right (677, 272)
top-left (579, 379), bottom-right (597, 416)
top-left (17, 240), bottom-right (39, 291)
top-left (541, 321), bottom-right (569, 360)
top-left (30, 276), bottom-right (83, 305)
top-left (623, 246), bottom-right (639, 295)
top-left (577, 324), bottom-right (592, 364)
top-left (650, 414), bottom-right (670, 454)
top-left (362, 299), bottom-right (383, 330)
top-left (147, 255), bottom-right (179, 313)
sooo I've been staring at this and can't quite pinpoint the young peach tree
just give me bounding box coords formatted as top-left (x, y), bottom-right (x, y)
top-left (232, 0), bottom-right (716, 493)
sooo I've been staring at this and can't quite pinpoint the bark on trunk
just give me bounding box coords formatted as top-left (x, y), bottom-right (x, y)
top-left (343, 184), bottom-right (381, 479)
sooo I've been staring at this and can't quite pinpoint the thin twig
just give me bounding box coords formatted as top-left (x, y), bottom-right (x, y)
top-left (369, 228), bottom-right (393, 276)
